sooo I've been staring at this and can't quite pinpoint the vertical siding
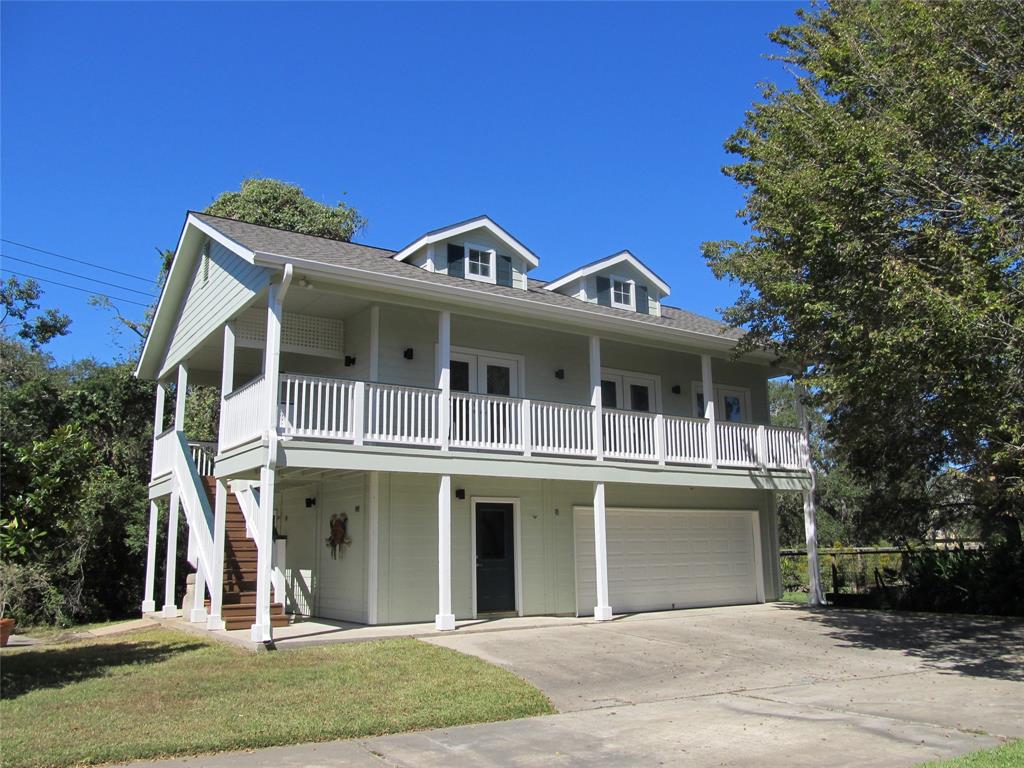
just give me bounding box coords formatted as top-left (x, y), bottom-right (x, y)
top-left (316, 473), bottom-right (367, 622)
top-left (162, 241), bottom-right (271, 376)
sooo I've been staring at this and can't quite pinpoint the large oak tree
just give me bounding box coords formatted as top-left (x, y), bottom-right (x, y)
top-left (703, 0), bottom-right (1023, 546)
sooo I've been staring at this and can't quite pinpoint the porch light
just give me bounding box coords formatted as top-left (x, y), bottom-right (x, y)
top-left (672, 385), bottom-right (681, 394)
top-left (403, 348), bottom-right (414, 360)
top-left (554, 369), bottom-right (565, 379)
top-left (455, 488), bottom-right (466, 500)
top-left (345, 355), bottom-right (357, 367)
top-left (298, 277), bottom-right (312, 289)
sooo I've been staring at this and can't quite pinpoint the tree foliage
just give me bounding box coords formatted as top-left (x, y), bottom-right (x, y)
top-left (704, 1), bottom-right (1024, 547)
top-left (0, 277), bottom-right (71, 348)
top-left (205, 177), bottom-right (366, 242)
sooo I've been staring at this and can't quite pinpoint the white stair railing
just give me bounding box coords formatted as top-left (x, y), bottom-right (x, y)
top-left (602, 409), bottom-right (658, 461)
top-left (221, 374), bottom-right (268, 450)
top-left (188, 441), bottom-right (217, 476)
top-left (171, 431), bottom-right (217, 598)
top-left (449, 392), bottom-right (523, 452)
top-left (664, 415), bottom-right (709, 465)
top-left (229, 480), bottom-right (285, 604)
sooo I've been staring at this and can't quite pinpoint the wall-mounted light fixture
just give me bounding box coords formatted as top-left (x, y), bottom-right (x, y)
top-left (298, 277), bottom-right (312, 290)
top-left (344, 355), bottom-right (357, 367)
top-left (403, 348), bottom-right (415, 360)
top-left (554, 369), bottom-right (565, 380)
top-left (455, 488), bottom-right (466, 500)
top-left (305, 497), bottom-right (317, 508)
top-left (671, 385), bottom-right (681, 395)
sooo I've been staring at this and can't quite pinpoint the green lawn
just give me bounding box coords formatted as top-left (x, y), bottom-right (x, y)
top-left (1, 628), bottom-right (553, 768)
top-left (919, 740), bottom-right (1022, 767)
top-left (781, 591), bottom-right (809, 604)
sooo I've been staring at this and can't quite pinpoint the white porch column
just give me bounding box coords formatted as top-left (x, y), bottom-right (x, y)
top-left (252, 269), bottom-right (291, 643)
top-left (592, 482), bottom-right (613, 620)
top-left (366, 471), bottom-right (380, 625)
top-left (701, 354), bottom-right (717, 468)
top-left (153, 381), bottom-right (166, 437)
top-left (206, 479), bottom-right (228, 630)
top-left (437, 310), bottom-right (451, 451)
top-left (142, 501), bottom-right (159, 613)
top-left (435, 474), bottom-right (456, 630)
top-left (206, 323), bottom-right (235, 631)
top-left (589, 336), bottom-right (604, 460)
top-left (369, 305), bottom-right (380, 382)
top-left (162, 490), bottom-right (180, 617)
top-left (174, 364), bottom-right (188, 432)
top-left (795, 383), bottom-right (825, 606)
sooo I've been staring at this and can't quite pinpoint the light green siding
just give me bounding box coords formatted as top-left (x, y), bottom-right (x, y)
top-left (162, 241), bottom-right (272, 377)
top-left (368, 471), bottom-right (781, 625)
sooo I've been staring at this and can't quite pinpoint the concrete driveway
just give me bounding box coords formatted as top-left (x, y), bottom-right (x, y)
top-left (133, 604), bottom-right (1023, 767)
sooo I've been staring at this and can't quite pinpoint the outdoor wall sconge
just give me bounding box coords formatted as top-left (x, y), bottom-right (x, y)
top-left (344, 355), bottom-right (357, 367)
top-left (455, 488), bottom-right (466, 500)
top-left (671, 385), bottom-right (681, 395)
top-left (403, 347), bottom-right (415, 360)
top-left (554, 369), bottom-right (565, 379)
top-left (305, 497), bottom-right (316, 508)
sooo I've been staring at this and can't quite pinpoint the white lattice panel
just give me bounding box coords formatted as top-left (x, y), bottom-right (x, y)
top-left (235, 309), bottom-right (343, 358)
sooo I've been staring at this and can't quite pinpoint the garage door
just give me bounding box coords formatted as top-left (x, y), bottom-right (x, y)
top-left (574, 508), bottom-right (760, 616)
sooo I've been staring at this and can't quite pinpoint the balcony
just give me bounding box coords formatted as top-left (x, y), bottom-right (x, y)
top-left (218, 373), bottom-right (805, 471)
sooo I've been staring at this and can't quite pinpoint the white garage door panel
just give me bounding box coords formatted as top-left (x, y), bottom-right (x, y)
top-left (575, 508), bottom-right (758, 616)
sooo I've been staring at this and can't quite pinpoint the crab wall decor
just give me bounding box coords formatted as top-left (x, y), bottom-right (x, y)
top-left (326, 512), bottom-right (352, 559)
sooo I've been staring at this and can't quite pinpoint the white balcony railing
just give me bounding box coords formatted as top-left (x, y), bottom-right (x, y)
top-left (221, 374), bottom-right (268, 450)
top-left (212, 374), bottom-right (807, 473)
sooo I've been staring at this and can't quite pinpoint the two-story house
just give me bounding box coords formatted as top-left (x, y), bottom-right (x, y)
top-left (136, 212), bottom-right (824, 643)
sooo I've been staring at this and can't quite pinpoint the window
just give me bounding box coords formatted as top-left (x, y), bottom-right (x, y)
top-left (601, 369), bottom-right (660, 412)
top-left (465, 247), bottom-right (495, 283)
top-left (611, 277), bottom-right (634, 309)
top-left (693, 384), bottom-right (751, 422)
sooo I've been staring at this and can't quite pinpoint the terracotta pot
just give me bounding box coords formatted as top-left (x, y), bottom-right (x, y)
top-left (0, 617), bottom-right (15, 647)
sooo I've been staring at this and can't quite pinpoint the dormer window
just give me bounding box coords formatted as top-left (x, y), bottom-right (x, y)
top-left (467, 247), bottom-right (493, 282)
top-left (611, 277), bottom-right (634, 310)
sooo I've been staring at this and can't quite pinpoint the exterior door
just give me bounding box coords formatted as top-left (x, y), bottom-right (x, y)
top-left (601, 371), bottom-right (656, 412)
top-left (475, 502), bottom-right (516, 613)
top-left (476, 356), bottom-right (520, 397)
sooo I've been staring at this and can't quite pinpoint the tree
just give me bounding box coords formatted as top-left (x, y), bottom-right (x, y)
top-left (703, 1), bottom-right (1024, 548)
top-left (0, 277), bottom-right (71, 348)
top-left (205, 178), bottom-right (366, 242)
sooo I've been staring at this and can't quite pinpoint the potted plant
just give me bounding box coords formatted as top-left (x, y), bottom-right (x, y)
top-left (0, 562), bottom-right (17, 646)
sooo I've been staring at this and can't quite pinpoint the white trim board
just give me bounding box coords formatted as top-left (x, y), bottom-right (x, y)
top-left (392, 216), bottom-right (540, 268)
top-left (544, 250), bottom-right (671, 296)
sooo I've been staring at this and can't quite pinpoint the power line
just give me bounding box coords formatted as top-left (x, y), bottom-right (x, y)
top-left (2, 254), bottom-right (156, 297)
top-left (0, 237), bottom-right (156, 283)
top-left (1, 269), bottom-right (151, 308)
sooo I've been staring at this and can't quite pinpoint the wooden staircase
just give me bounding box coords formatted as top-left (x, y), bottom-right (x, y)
top-left (199, 477), bottom-right (289, 631)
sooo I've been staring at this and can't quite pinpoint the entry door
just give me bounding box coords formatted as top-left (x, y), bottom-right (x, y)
top-left (475, 502), bottom-right (516, 613)
top-left (477, 356), bottom-right (520, 397)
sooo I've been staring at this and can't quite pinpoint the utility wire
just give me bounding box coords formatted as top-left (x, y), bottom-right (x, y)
top-left (0, 237), bottom-right (155, 283)
top-left (1, 268), bottom-right (151, 308)
top-left (2, 253), bottom-right (157, 296)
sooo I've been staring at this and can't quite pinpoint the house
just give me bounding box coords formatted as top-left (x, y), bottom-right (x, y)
top-left (136, 212), bottom-right (825, 642)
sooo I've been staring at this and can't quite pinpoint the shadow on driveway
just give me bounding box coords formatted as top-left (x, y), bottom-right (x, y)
top-left (787, 605), bottom-right (1024, 682)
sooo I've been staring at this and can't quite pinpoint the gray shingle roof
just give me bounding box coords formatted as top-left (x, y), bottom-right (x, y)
top-left (191, 212), bottom-right (743, 341)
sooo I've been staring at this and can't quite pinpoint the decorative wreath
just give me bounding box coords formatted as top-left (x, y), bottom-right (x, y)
top-left (326, 512), bottom-right (351, 559)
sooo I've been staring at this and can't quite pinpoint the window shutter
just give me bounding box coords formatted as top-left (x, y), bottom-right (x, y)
top-left (447, 243), bottom-right (464, 278)
top-left (497, 254), bottom-right (513, 287)
top-left (596, 276), bottom-right (611, 306)
top-left (636, 285), bottom-right (649, 314)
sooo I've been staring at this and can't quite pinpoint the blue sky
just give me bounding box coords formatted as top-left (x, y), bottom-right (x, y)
top-left (2, 1), bottom-right (799, 364)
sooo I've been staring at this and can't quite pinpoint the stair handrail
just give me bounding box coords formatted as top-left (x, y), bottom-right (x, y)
top-left (229, 480), bottom-right (261, 542)
top-left (171, 431), bottom-right (217, 598)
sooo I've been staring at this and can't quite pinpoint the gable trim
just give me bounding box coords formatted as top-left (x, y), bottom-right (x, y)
top-left (544, 250), bottom-right (671, 296)
top-left (391, 215), bottom-right (540, 268)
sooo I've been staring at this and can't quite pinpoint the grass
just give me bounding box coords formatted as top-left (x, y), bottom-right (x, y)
top-left (14, 619), bottom-right (129, 643)
top-left (918, 740), bottom-right (1023, 767)
top-left (0, 628), bottom-right (554, 768)
top-left (781, 591), bottom-right (809, 604)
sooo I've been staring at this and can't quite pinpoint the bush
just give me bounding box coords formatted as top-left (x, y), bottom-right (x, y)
top-left (901, 546), bottom-right (1024, 616)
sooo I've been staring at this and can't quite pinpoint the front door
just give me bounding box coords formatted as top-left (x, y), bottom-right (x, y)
top-left (475, 502), bottom-right (516, 614)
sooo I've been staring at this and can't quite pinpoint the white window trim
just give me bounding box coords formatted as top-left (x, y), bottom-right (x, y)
top-left (470, 497), bottom-right (523, 619)
top-left (464, 243), bottom-right (497, 285)
top-left (601, 367), bottom-right (662, 412)
top-left (691, 381), bottom-right (753, 423)
top-left (609, 274), bottom-right (635, 310)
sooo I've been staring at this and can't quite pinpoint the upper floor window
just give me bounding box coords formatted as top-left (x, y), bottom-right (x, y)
top-left (611, 277), bottom-right (634, 309)
top-left (467, 248), bottom-right (493, 280)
